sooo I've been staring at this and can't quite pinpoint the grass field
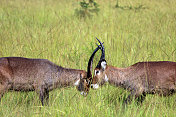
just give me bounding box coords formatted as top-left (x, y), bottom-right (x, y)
top-left (0, 0), bottom-right (176, 116)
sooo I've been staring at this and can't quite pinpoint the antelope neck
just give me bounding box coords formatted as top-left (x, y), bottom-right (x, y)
top-left (106, 66), bottom-right (129, 87)
top-left (55, 67), bottom-right (84, 87)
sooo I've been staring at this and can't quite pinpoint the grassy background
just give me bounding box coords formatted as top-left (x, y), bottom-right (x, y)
top-left (0, 0), bottom-right (176, 116)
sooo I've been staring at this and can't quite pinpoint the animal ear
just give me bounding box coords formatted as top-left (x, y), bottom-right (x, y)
top-left (101, 61), bottom-right (107, 70)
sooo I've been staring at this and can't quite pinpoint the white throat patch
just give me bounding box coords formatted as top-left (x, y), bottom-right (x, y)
top-left (104, 74), bottom-right (108, 82)
top-left (74, 79), bottom-right (80, 86)
top-left (91, 84), bottom-right (99, 89)
top-left (80, 91), bottom-right (87, 96)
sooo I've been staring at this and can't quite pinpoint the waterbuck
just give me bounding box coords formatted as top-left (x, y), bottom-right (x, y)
top-left (91, 39), bottom-right (176, 104)
top-left (0, 45), bottom-right (101, 106)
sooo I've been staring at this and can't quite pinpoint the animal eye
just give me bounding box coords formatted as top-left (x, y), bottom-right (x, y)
top-left (95, 70), bottom-right (100, 75)
top-left (96, 71), bottom-right (99, 74)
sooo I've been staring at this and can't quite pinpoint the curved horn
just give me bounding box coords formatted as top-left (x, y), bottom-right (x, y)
top-left (96, 38), bottom-right (105, 68)
top-left (87, 45), bottom-right (101, 78)
top-left (96, 38), bottom-right (105, 60)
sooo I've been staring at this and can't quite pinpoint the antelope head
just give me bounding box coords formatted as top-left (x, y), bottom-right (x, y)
top-left (77, 44), bottom-right (101, 96)
top-left (91, 38), bottom-right (107, 89)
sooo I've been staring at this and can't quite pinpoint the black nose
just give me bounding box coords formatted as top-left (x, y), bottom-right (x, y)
top-left (91, 85), bottom-right (93, 88)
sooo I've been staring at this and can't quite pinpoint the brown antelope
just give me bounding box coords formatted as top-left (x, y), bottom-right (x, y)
top-left (0, 45), bottom-right (101, 106)
top-left (91, 38), bottom-right (176, 104)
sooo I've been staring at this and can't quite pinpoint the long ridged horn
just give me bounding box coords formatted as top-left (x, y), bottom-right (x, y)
top-left (96, 38), bottom-right (105, 68)
top-left (87, 44), bottom-right (101, 78)
top-left (96, 38), bottom-right (105, 60)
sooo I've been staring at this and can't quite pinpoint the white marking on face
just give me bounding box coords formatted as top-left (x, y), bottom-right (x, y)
top-left (91, 84), bottom-right (99, 89)
top-left (101, 61), bottom-right (106, 70)
top-left (104, 74), bottom-right (108, 82)
top-left (95, 70), bottom-right (100, 76)
top-left (80, 91), bottom-right (87, 96)
top-left (74, 79), bottom-right (80, 86)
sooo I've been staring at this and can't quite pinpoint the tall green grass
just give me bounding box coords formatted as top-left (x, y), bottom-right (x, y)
top-left (0, 0), bottom-right (176, 116)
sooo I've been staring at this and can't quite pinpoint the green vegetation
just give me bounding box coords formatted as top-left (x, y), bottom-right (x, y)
top-left (0, 0), bottom-right (176, 116)
top-left (75, 0), bottom-right (99, 18)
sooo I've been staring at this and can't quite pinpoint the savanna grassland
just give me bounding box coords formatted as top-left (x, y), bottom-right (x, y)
top-left (0, 0), bottom-right (176, 116)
